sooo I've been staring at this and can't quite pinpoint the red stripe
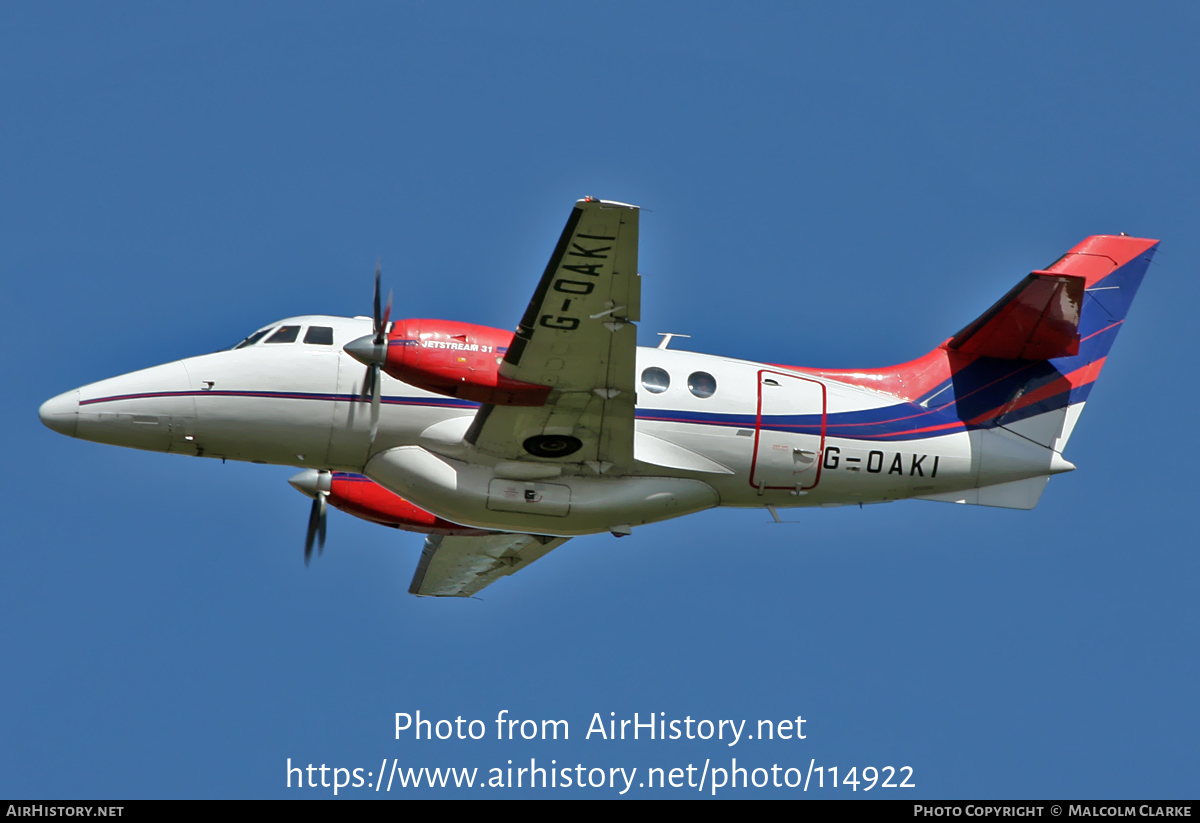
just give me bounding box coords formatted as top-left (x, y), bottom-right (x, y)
top-left (1080, 319), bottom-right (1122, 343)
top-left (851, 420), bottom-right (966, 439)
top-left (1047, 236), bottom-right (1157, 287)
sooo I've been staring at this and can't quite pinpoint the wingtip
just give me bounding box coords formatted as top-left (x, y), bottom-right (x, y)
top-left (577, 196), bottom-right (640, 210)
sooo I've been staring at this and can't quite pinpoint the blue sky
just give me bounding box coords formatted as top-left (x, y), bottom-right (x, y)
top-left (2, 3), bottom-right (1197, 798)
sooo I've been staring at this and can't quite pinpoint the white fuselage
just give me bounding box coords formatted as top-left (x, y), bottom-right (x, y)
top-left (41, 314), bottom-right (1072, 536)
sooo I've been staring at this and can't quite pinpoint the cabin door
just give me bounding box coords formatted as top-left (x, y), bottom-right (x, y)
top-left (751, 370), bottom-right (827, 492)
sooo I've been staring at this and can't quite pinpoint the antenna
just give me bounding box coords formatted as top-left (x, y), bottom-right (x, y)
top-left (656, 332), bottom-right (692, 350)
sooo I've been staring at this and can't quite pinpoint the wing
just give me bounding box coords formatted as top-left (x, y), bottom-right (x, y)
top-left (409, 532), bottom-right (571, 597)
top-left (465, 197), bottom-right (640, 474)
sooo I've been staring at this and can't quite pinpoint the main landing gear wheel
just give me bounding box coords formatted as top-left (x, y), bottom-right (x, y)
top-left (523, 434), bottom-right (583, 458)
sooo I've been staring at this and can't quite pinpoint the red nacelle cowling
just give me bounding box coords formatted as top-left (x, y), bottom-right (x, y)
top-left (383, 319), bottom-right (551, 406)
top-left (329, 473), bottom-right (490, 536)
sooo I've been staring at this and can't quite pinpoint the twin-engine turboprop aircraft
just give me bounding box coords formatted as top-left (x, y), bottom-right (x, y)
top-left (38, 198), bottom-right (1157, 597)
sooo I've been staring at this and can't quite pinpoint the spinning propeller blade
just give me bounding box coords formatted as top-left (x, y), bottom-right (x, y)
top-left (361, 361), bottom-right (377, 400)
top-left (304, 495), bottom-right (323, 565)
top-left (316, 492), bottom-right (327, 557)
top-left (370, 365), bottom-right (382, 443)
top-left (344, 262), bottom-right (391, 445)
top-left (372, 261), bottom-right (382, 341)
top-left (378, 292), bottom-right (392, 347)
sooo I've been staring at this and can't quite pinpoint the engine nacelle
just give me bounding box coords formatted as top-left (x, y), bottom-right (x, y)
top-left (364, 446), bottom-right (721, 537)
top-left (384, 319), bottom-right (551, 406)
top-left (301, 471), bottom-right (490, 536)
top-left (329, 472), bottom-right (490, 535)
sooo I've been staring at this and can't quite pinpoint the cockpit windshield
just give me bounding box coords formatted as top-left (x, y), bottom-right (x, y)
top-left (231, 320), bottom-right (338, 350)
top-left (264, 325), bottom-right (301, 344)
top-left (232, 328), bottom-right (274, 350)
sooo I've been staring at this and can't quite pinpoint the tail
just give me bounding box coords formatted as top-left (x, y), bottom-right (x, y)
top-left (806, 234), bottom-right (1158, 452)
top-left (940, 234), bottom-right (1157, 452)
top-left (797, 235), bottom-right (1157, 509)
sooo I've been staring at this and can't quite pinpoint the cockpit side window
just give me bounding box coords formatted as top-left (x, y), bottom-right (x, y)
top-left (265, 325), bottom-right (301, 344)
top-left (304, 326), bottom-right (334, 345)
top-left (233, 328), bottom-right (273, 349)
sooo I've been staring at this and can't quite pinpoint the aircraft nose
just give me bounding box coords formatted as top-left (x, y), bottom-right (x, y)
top-left (39, 389), bottom-right (80, 437)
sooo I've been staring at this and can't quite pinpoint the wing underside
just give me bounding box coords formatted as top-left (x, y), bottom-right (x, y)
top-left (409, 532), bottom-right (571, 597)
top-left (466, 198), bottom-right (640, 474)
top-left (408, 198), bottom-right (638, 597)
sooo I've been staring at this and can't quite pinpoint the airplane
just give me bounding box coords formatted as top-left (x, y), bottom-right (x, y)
top-left (38, 197), bottom-right (1157, 597)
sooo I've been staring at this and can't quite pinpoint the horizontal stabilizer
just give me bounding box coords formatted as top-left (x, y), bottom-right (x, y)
top-left (916, 475), bottom-right (1052, 511)
top-left (948, 272), bottom-right (1085, 360)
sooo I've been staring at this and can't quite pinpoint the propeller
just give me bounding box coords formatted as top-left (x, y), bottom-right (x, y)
top-left (288, 469), bottom-right (331, 565)
top-left (304, 490), bottom-right (327, 565)
top-left (344, 262), bottom-right (392, 446)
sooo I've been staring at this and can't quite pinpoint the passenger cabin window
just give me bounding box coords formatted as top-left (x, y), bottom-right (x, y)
top-left (641, 367), bottom-right (670, 394)
top-left (233, 328), bottom-right (273, 349)
top-left (265, 325), bottom-right (300, 344)
top-left (304, 326), bottom-right (334, 345)
top-left (687, 371), bottom-right (717, 398)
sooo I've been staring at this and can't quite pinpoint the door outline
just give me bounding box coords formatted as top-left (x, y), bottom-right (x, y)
top-left (750, 369), bottom-right (827, 491)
